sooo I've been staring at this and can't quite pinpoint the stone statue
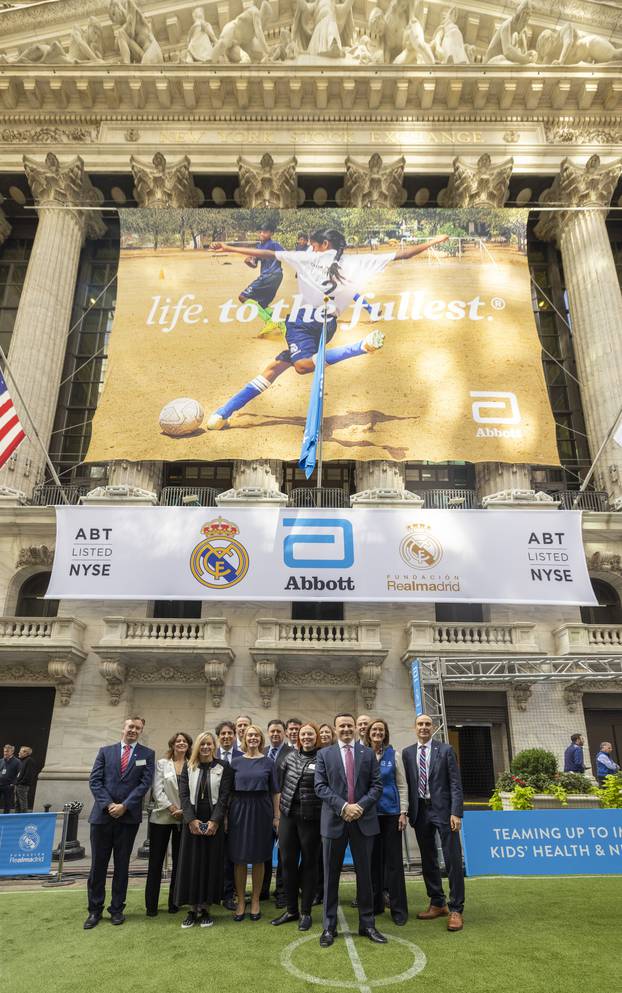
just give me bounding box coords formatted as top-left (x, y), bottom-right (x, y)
top-left (431, 7), bottom-right (468, 64)
top-left (536, 22), bottom-right (622, 65)
top-left (109, 0), bottom-right (163, 64)
top-left (343, 154), bottom-right (407, 208)
top-left (182, 7), bottom-right (218, 63)
top-left (210, 0), bottom-right (273, 64)
top-left (446, 153), bottom-right (514, 208)
top-left (393, 2), bottom-right (435, 65)
top-left (0, 40), bottom-right (73, 64)
top-left (270, 27), bottom-right (297, 62)
top-left (68, 19), bottom-right (105, 62)
top-left (292, 0), bottom-right (355, 58)
top-left (346, 9), bottom-right (384, 64)
top-left (370, 0), bottom-right (416, 64)
top-left (237, 153), bottom-right (298, 208)
top-left (484, 0), bottom-right (536, 65)
top-left (130, 153), bottom-right (203, 208)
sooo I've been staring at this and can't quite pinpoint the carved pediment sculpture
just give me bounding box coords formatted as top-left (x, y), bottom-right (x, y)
top-left (182, 6), bottom-right (218, 63)
top-left (109, 0), bottom-right (163, 64)
top-left (431, 6), bottom-right (468, 65)
top-left (130, 153), bottom-right (203, 208)
top-left (292, 0), bottom-right (355, 59)
top-left (343, 154), bottom-right (407, 208)
top-left (393, 0), bottom-right (435, 65)
top-left (536, 22), bottom-right (622, 65)
top-left (237, 153), bottom-right (298, 209)
top-left (211, 0), bottom-right (273, 64)
top-left (484, 0), bottom-right (536, 65)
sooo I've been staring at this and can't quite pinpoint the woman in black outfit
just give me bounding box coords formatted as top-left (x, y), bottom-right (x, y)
top-left (175, 731), bottom-right (233, 929)
top-left (271, 722), bottom-right (322, 932)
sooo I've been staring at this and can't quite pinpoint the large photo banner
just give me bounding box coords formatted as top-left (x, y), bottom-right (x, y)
top-left (85, 208), bottom-right (560, 467)
top-left (47, 508), bottom-right (595, 605)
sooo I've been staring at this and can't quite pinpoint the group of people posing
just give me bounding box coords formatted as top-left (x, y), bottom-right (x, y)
top-left (85, 711), bottom-right (465, 946)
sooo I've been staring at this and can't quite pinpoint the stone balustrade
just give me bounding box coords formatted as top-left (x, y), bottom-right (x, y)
top-left (255, 618), bottom-right (383, 651)
top-left (404, 619), bottom-right (539, 654)
top-left (0, 615), bottom-right (87, 704)
top-left (553, 623), bottom-right (622, 655)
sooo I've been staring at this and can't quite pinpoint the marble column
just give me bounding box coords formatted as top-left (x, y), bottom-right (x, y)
top-left (217, 460), bottom-right (287, 506)
top-left (0, 195), bottom-right (11, 246)
top-left (97, 154), bottom-right (204, 503)
top-left (0, 154), bottom-right (105, 502)
top-left (351, 461), bottom-right (422, 507)
top-left (535, 155), bottom-right (622, 505)
top-left (442, 153), bottom-right (539, 506)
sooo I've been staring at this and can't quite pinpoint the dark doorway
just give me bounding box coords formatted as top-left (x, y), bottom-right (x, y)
top-left (583, 693), bottom-right (622, 774)
top-left (580, 579), bottom-right (622, 625)
top-left (0, 687), bottom-right (56, 807)
top-left (448, 725), bottom-right (496, 799)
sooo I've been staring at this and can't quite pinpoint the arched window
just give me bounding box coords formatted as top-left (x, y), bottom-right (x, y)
top-left (16, 573), bottom-right (59, 618)
top-left (580, 579), bottom-right (622, 625)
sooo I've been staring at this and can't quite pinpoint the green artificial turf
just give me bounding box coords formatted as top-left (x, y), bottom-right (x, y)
top-left (3, 877), bottom-right (621, 993)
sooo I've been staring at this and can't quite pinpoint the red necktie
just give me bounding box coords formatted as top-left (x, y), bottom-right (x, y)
top-left (345, 745), bottom-right (355, 803)
top-left (120, 744), bottom-right (131, 775)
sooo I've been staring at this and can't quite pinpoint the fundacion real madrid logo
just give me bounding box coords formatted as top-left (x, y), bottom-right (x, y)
top-left (190, 517), bottom-right (249, 589)
top-left (399, 524), bottom-right (443, 571)
top-left (18, 825), bottom-right (41, 852)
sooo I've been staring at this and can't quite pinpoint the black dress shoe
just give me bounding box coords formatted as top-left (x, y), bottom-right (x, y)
top-left (223, 897), bottom-right (238, 911)
top-left (83, 913), bottom-right (101, 930)
top-left (110, 912), bottom-right (125, 926)
top-left (233, 913), bottom-right (246, 922)
top-left (319, 929), bottom-right (335, 947)
top-left (271, 911), bottom-right (299, 926)
top-left (391, 915), bottom-right (407, 926)
top-left (168, 905), bottom-right (179, 914)
top-left (249, 912), bottom-right (261, 921)
top-left (145, 910), bottom-right (158, 918)
top-left (358, 926), bottom-right (387, 944)
top-left (298, 914), bottom-right (312, 931)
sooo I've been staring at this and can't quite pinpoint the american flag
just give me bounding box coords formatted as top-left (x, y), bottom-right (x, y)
top-left (0, 369), bottom-right (26, 468)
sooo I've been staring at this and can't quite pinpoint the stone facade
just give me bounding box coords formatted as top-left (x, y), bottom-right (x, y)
top-left (1, 0), bottom-right (622, 810)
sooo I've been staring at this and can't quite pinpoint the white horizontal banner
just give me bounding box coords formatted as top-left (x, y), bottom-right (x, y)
top-left (48, 507), bottom-right (595, 606)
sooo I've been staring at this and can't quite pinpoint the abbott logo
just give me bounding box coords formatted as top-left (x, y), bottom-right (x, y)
top-left (470, 391), bottom-right (521, 425)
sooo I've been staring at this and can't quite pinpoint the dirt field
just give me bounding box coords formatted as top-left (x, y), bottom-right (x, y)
top-left (86, 245), bottom-right (560, 466)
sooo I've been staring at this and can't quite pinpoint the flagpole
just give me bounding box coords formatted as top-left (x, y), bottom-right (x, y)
top-left (0, 345), bottom-right (70, 505)
top-left (316, 296), bottom-right (329, 491)
top-left (572, 401), bottom-right (622, 509)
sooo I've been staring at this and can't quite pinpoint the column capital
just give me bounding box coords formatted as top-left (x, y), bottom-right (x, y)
top-left (237, 153), bottom-right (299, 209)
top-left (23, 152), bottom-right (105, 239)
top-left (0, 194), bottom-right (11, 247)
top-left (443, 153), bottom-right (513, 208)
top-left (534, 155), bottom-right (622, 243)
top-left (341, 154), bottom-right (406, 208)
top-left (130, 153), bottom-right (204, 208)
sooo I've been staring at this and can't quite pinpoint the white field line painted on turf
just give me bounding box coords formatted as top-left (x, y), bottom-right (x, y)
top-left (338, 906), bottom-right (372, 993)
top-left (279, 906), bottom-right (426, 991)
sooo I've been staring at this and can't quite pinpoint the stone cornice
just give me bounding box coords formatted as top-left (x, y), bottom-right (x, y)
top-left (1, 64), bottom-right (621, 118)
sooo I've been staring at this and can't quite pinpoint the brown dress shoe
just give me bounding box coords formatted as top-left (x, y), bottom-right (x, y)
top-left (417, 904), bottom-right (449, 920)
top-left (447, 911), bottom-right (464, 931)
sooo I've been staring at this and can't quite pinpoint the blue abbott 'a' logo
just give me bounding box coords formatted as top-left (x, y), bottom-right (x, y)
top-left (282, 518), bottom-right (354, 569)
top-left (18, 825), bottom-right (40, 852)
top-left (190, 518), bottom-right (249, 589)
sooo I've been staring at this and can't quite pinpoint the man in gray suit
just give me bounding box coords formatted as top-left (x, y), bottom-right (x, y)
top-left (314, 713), bottom-right (385, 947)
top-left (402, 714), bottom-right (465, 932)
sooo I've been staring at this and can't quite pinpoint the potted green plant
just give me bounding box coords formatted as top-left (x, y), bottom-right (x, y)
top-left (489, 749), bottom-right (600, 811)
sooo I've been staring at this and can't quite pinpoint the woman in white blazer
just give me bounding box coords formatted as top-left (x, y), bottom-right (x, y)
top-left (145, 731), bottom-right (193, 916)
top-left (174, 731), bottom-right (234, 928)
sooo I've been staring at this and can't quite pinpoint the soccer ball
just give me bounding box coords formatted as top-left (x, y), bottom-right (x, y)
top-left (159, 397), bottom-right (204, 437)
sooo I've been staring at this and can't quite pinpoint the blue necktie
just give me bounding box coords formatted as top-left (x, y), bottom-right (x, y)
top-left (268, 746), bottom-right (277, 761)
top-left (418, 745), bottom-right (428, 798)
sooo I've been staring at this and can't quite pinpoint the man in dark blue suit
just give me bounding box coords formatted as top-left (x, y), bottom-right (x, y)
top-left (84, 716), bottom-right (154, 929)
top-left (216, 719), bottom-right (244, 910)
top-left (402, 714), bottom-right (465, 932)
top-left (314, 713), bottom-right (385, 947)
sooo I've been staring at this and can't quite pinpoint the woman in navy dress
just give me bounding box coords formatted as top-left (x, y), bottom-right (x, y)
top-left (228, 725), bottom-right (280, 921)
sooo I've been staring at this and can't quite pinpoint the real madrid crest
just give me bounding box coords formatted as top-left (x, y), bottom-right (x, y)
top-left (400, 523), bottom-right (443, 571)
top-left (190, 518), bottom-right (249, 589)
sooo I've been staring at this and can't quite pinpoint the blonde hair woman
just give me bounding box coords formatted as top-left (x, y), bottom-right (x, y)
top-left (228, 725), bottom-right (280, 921)
top-left (174, 731), bottom-right (234, 929)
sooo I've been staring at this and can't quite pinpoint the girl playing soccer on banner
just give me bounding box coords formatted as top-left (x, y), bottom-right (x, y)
top-left (207, 228), bottom-right (448, 430)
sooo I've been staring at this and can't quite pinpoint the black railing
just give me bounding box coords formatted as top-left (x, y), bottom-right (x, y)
top-left (32, 484), bottom-right (89, 506)
top-left (159, 486), bottom-right (221, 507)
top-left (289, 487), bottom-right (350, 508)
top-left (546, 490), bottom-right (610, 512)
top-left (422, 489), bottom-right (479, 509)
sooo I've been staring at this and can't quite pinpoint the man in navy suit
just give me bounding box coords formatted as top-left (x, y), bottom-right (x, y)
top-left (216, 719), bottom-right (244, 910)
top-left (84, 716), bottom-right (154, 929)
top-left (402, 714), bottom-right (465, 932)
top-left (314, 713), bottom-right (385, 947)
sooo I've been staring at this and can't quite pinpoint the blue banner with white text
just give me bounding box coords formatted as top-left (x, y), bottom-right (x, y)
top-left (0, 813), bottom-right (56, 876)
top-left (462, 809), bottom-right (622, 876)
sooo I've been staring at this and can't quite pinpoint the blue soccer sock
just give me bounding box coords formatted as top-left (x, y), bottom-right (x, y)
top-left (353, 293), bottom-right (374, 315)
top-left (217, 375), bottom-right (270, 418)
top-left (324, 340), bottom-right (366, 365)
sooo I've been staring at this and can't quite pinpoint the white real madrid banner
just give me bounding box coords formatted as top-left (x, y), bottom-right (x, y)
top-left (47, 507), bottom-right (596, 606)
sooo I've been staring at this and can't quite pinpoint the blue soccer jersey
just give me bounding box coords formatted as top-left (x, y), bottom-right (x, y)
top-left (258, 239), bottom-right (284, 275)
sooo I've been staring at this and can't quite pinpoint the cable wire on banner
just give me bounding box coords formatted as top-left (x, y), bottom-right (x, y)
top-left (571, 401), bottom-right (622, 508)
top-left (0, 344), bottom-right (70, 505)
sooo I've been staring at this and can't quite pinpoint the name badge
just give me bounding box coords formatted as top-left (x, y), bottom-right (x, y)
top-left (308, 764), bottom-right (316, 770)
top-left (135, 759), bottom-right (147, 766)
